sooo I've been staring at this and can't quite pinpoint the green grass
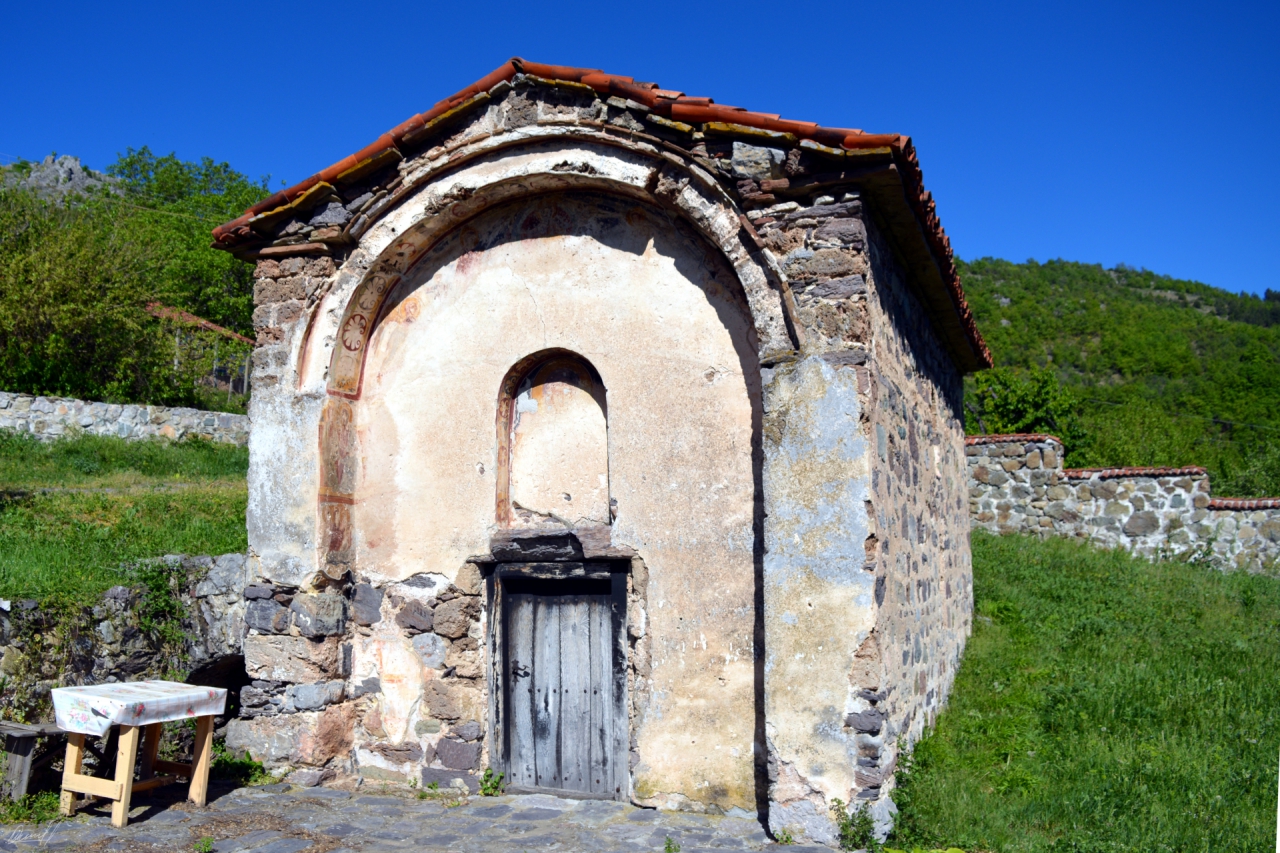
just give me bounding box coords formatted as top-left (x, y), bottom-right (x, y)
top-left (891, 532), bottom-right (1280, 852)
top-left (0, 791), bottom-right (62, 825)
top-left (0, 430), bottom-right (247, 489)
top-left (0, 433), bottom-right (247, 602)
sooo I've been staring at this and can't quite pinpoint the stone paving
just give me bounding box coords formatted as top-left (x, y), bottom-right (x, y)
top-left (1, 782), bottom-right (825, 853)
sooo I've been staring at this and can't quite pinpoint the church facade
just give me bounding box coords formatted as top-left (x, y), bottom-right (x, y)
top-left (214, 59), bottom-right (989, 843)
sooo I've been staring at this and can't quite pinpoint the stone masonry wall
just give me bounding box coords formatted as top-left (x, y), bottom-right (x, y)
top-left (0, 391), bottom-right (248, 446)
top-left (859, 214), bottom-right (972, 834)
top-left (225, 564), bottom-right (486, 792)
top-left (968, 434), bottom-right (1280, 571)
top-left (752, 185), bottom-right (970, 840)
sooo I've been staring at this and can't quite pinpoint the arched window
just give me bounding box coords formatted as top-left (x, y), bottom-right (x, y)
top-left (496, 352), bottom-right (609, 530)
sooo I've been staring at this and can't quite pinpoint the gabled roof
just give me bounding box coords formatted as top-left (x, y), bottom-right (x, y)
top-left (212, 58), bottom-right (991, 369)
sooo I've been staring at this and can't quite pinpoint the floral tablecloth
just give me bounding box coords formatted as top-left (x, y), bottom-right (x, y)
top-left (52, 680), bottom-right (227, 736)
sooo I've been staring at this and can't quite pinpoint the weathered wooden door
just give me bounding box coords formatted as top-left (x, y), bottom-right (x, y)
top-left (502, 576), bottom-right (626, 798)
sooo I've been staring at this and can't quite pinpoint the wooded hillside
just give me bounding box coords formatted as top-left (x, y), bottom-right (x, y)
top-left (960, 258), bottom-right (1280, 496)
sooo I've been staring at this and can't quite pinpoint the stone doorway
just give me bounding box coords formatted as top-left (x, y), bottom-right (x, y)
top-left (492, 564), bottom-right (628, 800)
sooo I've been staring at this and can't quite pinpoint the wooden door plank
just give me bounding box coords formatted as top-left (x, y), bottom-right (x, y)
top-left (532, 595), bottom-right (561, 790)
top-left (588, 594), bottom-right (612, 795)
top-left (559, 596), bottom-right (591, 792)
top-left (507, 594), bottom-right (537, 788)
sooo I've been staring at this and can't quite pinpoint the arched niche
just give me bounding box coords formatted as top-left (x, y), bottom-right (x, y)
top-left (495, 350), bottom-right (609, 530)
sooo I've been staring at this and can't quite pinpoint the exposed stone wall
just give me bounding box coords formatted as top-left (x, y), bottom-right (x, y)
top-left (226, 565), bottom-right (486, 791)
top-left (752, 188), bottom-right (970, 840)
top-left (0, 391), bottom-right (248, 445)
top-left (859, 215), bottom-right (972, 836)
top-left (967, 435), bottom-right (1280, 571)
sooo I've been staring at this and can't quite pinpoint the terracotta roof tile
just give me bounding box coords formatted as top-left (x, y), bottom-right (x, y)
top-left (1207, 497), bottom-right (1280, 510)
top-left (211, 57), bottom-right (991, 368)
top-left (1062, 466), bottom-right (1208, 479)
top-left (965, 433), bottom-right (1063, 446)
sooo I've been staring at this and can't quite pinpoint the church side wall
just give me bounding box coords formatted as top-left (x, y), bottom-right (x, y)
top-left (753, 190), bottom-right (970, 841)
top-left (860, 214), bottom-right (973, 830)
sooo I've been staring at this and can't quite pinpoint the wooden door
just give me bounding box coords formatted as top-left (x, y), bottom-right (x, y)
top-left (503, 578), bottom-right (625, 798)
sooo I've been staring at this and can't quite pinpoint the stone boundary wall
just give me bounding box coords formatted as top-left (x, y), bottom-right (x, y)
top-left (967, 434), bottom-right (1280, 571)
top-left (0, 391), bottom-right (249, 446)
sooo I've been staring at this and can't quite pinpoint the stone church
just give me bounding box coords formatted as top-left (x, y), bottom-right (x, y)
top-left (213, 58), bottom-right (990, 842)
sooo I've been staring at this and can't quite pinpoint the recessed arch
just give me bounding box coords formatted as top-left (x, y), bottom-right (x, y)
top-left (309, 133), bottom-right (783, 579)
top-left (494, 349), bottom-right (609, 530)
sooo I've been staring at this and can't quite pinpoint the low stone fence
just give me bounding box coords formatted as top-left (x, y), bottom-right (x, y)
top-left (967, 434), bottom-right (1280, 571)
top-left (0, 391), bottom-right (249, 445)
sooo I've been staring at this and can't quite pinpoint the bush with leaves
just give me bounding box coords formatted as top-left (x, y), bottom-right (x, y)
top-left (0, 149), bottom-right (266, 409)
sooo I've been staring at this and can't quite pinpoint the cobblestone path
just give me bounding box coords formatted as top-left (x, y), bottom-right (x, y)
top-left (1, 782), bottom-right (826, 852)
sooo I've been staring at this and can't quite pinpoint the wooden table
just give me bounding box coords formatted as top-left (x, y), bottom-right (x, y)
top-left (51, 681), bottom-right (226, 828)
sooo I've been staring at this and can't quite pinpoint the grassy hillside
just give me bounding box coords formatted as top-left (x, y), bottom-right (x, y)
top-left (959, 259), bottom-right (1280, 496)
top-left (891, 532), bottom-right (1280, 852)
top-left (0, 433), bottom-right (248, 601)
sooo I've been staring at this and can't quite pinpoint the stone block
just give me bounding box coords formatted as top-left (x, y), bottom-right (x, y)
top-left (1123, 511), bottom-right (1160, 536)
top-left (422, 678), bottom-right (481, 721)
top-left (783, 248), bottom-right (857, 281)
top-left (370, 741), bottom-right (425, 764)
top-left (291, 594), bottom-right (347, 638)
top-left (245, 635), bottom-right (342, 683)
top-left (352, 583), bottom-right (383, 626)
top-left (421, 767), bottom-right (478, 794)
top-left (287, 680), bottom-right (345, 711)
top-left (245, 598), bottom-right (290, 634)
top-left (395, 600), bottom-right (433, 634)
top-left (844, 708), bottom-right (884, 734)
top-left (226, 707), bottom-right (353, 769)
top-left (433, 598), bottom-right (479, 639)
top-left (454, 563), bottom-right (482, 596)
top-left (812, 218), bottom-right (867, 248)
top-left (729, 142), bottom-right (784, 180)
top-left (413, 633), bottom-right (447, 669)
top-left (445, 646), bottom-right (482, 679)
top-left (452, 720), bottom-right (482, 742)
top-left (436, 737), bottom-right (481, 770)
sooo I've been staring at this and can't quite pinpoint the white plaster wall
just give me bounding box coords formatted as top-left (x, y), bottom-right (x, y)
top-left (338, 193), bottom-right (762, 811)
top-left (762, 357), bottom-right (874, 844)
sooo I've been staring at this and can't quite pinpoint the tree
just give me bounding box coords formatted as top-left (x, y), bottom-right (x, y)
top-left (967, 366), bottom-right (1086, 454)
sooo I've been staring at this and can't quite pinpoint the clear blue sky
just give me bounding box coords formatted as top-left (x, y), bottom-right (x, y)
top-left (3, 1), bottom-right (1276, 295)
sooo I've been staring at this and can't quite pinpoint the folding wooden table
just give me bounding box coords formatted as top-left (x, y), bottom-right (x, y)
top-left (52, 680), bottom-right (227, 828)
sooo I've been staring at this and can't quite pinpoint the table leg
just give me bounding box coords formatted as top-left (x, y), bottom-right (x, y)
top-left (59, 734), bottom-right (85, 816)
top-left (139, 723), bottom-right (162, 780)
top-left (189, 715), bottom-right (214, 806)
top-left (110, 725), bottom-right (139, 829)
